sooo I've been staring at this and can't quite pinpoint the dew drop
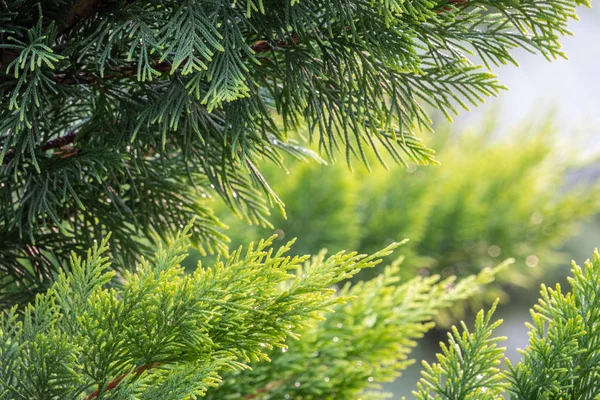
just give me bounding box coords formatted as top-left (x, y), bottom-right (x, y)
top-left (531, 212), bottom-right (544, 224)
top-left (526, 255), bottom-right (539, 268)
top-left (488, 245), bottom-right (501, 257)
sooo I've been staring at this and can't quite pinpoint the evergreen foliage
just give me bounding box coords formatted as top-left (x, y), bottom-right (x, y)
top-left (212, 125), bottom-right (600, 307)
top-left (5, 229), bottom-right (600, 398)
top-left (414, 249), bottom-right (600, 399)
top-left (414, 303), bottom-right (507, 399)
top-left (0, 222), bottom-right (511, 399)
top-left (1, 0), bottom-right (598, 398)
top-left (205, 259), bottom-right (505, 399)
top-left (0, 223), bottom-right (401, 398)
top-left (0, 0), bottom-right (591, 306)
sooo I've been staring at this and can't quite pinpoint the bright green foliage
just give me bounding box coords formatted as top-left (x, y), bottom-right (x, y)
top-left (414, 249), bottom-right (600, 399)
top-left (215, 126), bottom-right (600, 306)
top-left (0, 223), bottom-right (401, 399)
top-left (214, 160), bottom-right (362, 257)
top-left (414, 303), bottom-right (507, 400)
top-left (0, 224), bottom-right (510, 399)
top-left (0, 0), bottom-right (590, 306)
top-left (204, 259), bottom-right (507, 400)
top-left (506, 250), bottom-right (600, 399)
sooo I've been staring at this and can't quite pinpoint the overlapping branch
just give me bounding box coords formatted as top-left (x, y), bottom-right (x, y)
top-left (48, 36), bottom-right (300, 86)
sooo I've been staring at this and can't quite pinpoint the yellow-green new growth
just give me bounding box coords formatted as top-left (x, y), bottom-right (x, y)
top-left (204, 258), bottom-right (509, 399)
top-left (0, 223), bottom-right (400, 399)
top-left (413, 249), bottom-right (600, 399)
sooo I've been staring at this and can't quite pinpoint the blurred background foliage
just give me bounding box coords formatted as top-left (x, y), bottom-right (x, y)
top-left (192, 118), bottom-right (600, 325)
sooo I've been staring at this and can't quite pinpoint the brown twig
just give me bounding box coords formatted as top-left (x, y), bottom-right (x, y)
top-left (48, 35), bottom-right (300, 86)
top-left (62, 0), bottom-right (137, 31)
top-left (436, 0), bottom-right (469, 13)
top-left (2, 130), bottom-right (78, 165)
top-left (64, 0), bottom-right (103, 28)
top-left (85, 363), bottom-right (159, 400)
top-left (84, 363), bottom-right (282, 399)
top-left (41, 130), bottom-right (77, 151)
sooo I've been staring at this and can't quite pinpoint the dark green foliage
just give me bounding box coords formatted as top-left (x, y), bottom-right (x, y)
top-left (0, 0), bottom-right (590, 305)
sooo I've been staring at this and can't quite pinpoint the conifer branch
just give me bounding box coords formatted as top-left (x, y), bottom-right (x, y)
top-left (2, 130), bottom-right (78, 164)
top-left (40, 130), bottom-right (77, 152)
top-left (414, 249), bottom-right (600, 399)
top-left (0, 228), bottom-right (401, 398)
top-left (46, 36), bottom-right (300, 86)
top-left (85, 363), bottom-right (159, 400)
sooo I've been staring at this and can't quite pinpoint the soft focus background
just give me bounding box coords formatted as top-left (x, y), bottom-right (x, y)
top-left (188, 6), bottom-right (600, 398)
top-left (454, 7), bottom-right (600, 153)
top-left (396, 6), bottom-right (600, 396)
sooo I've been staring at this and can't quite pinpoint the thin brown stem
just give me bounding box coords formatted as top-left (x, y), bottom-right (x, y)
top-left (49, 35), bottom-right (301, 86)
top-left (2, 130), bottom-right (78, 165)
top-left (41, 131), bottom-right (77, 152)
top-left (85, 363), bottom-right (159, 400)
top-left (64, 0), bottom-right (103, 28)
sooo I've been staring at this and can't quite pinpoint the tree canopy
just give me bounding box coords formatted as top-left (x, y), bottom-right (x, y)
top-left (0, 0), bottom-right (590, 305)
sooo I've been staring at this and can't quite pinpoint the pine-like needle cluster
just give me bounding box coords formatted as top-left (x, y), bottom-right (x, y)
top-left (0, 0), bottom-right (589, 304)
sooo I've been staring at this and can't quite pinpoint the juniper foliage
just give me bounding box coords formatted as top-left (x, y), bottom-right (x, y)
top-left (204, 260), bottom-right (505, 400)
top-left (0, 223), bottom-right (509, 399)
top-left (0, 0), bottom-right (590, 305)
top-left (0, 223), bottom-right (396, 398)
top-left (5, 227), bottom-right (600, 398)
top-left (414, 250), bottom-right (600, 400)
